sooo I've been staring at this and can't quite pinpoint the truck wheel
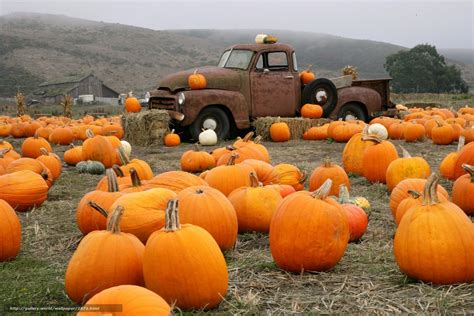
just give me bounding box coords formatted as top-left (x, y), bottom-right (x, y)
top-left (189, 107), bottom-right (231, 141)
top-left (301, 78), bottom-right (338, 117)
top-left (338, 103), bottom-right (368, 122)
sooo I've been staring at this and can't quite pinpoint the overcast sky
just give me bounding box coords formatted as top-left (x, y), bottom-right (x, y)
top-left (1, 0), bottom-right (472, 49)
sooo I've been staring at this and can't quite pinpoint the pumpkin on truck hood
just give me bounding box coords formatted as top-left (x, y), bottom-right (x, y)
top-left (158, 66), bottom-right (242, 92)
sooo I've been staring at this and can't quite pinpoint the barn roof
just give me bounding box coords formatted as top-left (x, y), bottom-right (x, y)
top-left (38, 73), bottom-right (91, 87)
top-left (34, 73), bottom-right (120, 97)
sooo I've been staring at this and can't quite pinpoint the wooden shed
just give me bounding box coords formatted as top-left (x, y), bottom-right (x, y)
top-left (33, 74), bottom-right (119, 104)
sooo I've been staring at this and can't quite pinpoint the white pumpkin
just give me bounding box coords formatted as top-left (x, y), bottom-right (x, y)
top-left (120, 140), bottom-right (132, 156)
top-left (199, 129), bottom-right (218, 146)
top-left (368, 123), bottom-right (388, 140)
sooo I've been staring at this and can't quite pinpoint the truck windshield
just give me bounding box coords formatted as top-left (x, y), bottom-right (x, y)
top-left (218, 49), bottom-right (254, 70)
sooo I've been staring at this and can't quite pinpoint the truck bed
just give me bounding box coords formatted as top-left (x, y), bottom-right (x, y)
top-left (352, 78), bottom-right (392, 109)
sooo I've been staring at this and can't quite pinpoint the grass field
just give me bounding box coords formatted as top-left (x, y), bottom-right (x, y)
top-left (0, 93), bottom-right (473, 315)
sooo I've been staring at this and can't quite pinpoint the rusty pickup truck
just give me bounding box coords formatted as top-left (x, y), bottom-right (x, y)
top-left (149, 41), bottom-right (396, 140)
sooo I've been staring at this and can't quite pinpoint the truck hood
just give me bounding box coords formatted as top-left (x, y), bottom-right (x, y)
top-left (159, 66), bottom-right (241, 92)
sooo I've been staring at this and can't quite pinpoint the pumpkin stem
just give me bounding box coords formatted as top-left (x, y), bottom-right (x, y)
top-left (117, 146), bottom-right (131, 165)
top-left (39, 147), bottom-right (50, 156)
top-left (310, 179), bottom-right (333, 199)
top-left (129, 168), bottom-right (141, 187)
top-left (249, 172), bottom-right (261, 188)
top-left (407, 190), bottom-right (421, 199)
top-left (399, 145), bottom-right (411, 158)
top-left (457, 135), bottom-right (465, 152)
top-left (299, 170), bottom-right (308, 184)
top-left (462, 164), bottom-right (474, 182)
top-left (0, 148), bottom-right (11, 157)
top-left (225, 145), bottom-right (236, 151)
top-left (170, 129), bottom-right (175, 134)
top-left (85, 129), bottom-right (95, 139)
top-left (107, 205), bottom-right (125, 234)
top-left (87, 201), bottom-right (109, 218)
top-left (338, 184), bottom-right (351, 203)
top-left (196, 188), bottom-right (204, 194)
top-left (422, 173), bottom-right (440, 206)
top-left (112, 164), bottom-right (125, 177)
top-left (306, 64), bottom-right (312, 71)
top-left (194, 143), bottom-right (201, 152)
top-left (362, 124), bottom-right (369, 137)
top-left (254, 135), bottom-right (262, 144)
top-left (164, 199), bottom-right (181, 232)
top-left (323, 159), bottom-right (332, 168)
top-left (242, 132), bottom-right (254, 143)
top-left (361, 134), bottom-right (383, 144)
top-left (227, 153), bottom-right (239, 166)
top-left (105, 168), bottom-right (120, 192)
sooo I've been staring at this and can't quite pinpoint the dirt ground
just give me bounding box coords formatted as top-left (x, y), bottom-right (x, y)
top-left (1, 134), bottom-right (473, 315)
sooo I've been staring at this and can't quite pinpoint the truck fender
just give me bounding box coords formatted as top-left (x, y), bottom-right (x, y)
top-left (329, 87), bottom-right (382, 120)
top-left (181, 89), bottom-right (250, 129)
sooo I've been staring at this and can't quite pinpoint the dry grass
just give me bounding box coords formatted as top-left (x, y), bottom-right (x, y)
top-left (121, 110), bottom-right (170, 146)
top-left (253, 117), bottom-right (331, 141)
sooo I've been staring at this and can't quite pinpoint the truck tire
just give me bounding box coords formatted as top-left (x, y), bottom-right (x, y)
top-left (189, 107), bottom-right (231, 141)
top-left (301, 78), bottom-right (338, 117)
top-left (338, 103), bottom-right (368, 122)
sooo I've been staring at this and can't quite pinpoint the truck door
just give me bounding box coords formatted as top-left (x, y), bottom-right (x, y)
top-left (250, 51), bottom-right (299, 117)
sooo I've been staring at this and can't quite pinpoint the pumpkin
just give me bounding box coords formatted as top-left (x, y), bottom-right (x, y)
top-left (299, 65), bottom-right (316, 85)
top-left (180, 144), bottom-right (216, 173)
top-left (274, 163), bottom-right (306, 191)
top-left (332, 122), bottom-right (365, 142)
top-left (164, 129), bottom-right (181, 147)
top-left (205, 153), bottom-right (254, 196)
top-left (143, 199), bottom-right (228, 310)
top-left (0, 170), bottom-right (49, 212)
top-left (269, 179), bottom-right (349, 272)
top-left (403, 121), bottom-right (425, 142)
top-left (233, 132), bottom-right (270, 162)
top-left (270, 121), bottom-right (290, 142)
top-left (452, 141), bottom-right (474, 179)
top-left (342, 126), bottom-right (375, 175)
top-left (301, 104), bottom-right (323, 118)
top-left (65, 206), bottom-right (145, 304)
top-left (118, 147), bottom-right (154, 180)
top-left (6, 157), bottom-right (54, 187)
top-left (188, 69), bottom-right (207, 90)
top-left (0, 149), bottom-right (19, 170)
top-left (228, 172), bottom-right (282, 233)
top-left (199, 129), bottom-right (218, 146)
top-left (21, 134), bottom-right (52, 158)
top-left (81, 129), bottom-right (116, 168)
top-left (210, 145), bottom-right (233, 161)
top-left (49, 127), bottom-right (75, 145)
top-left (119, 168), bottom-right (151, 193)
top-left (452, 164), bottom-right (474, 215)
top-left (109, 188), bottom-right (177, 243)
top-left (95, 165), bottom-right (132, 191)
top-left (0, 125), bottom-right (11, 137)
top-left (102, 124), bottom-right (124, 139)
top-left (266, 183), bottom-right (296, 198)
top-left (439, 135), bottom-right (464, 180)
top-left (309, 160), bottom-right (350, 196)
top-left (303, 124), bottom-right (329, 140)
top-left (0, 140), bottom-right (13, 151)
top-left (362, 135), bottom-right (399, 184)
top-left (387, 121), bottom-right (406, 140)
top-left (36, 148), bottom-right (62, 180)
top-left (240, 159), bottom-right (279, 185)
top-left (394, 174), bottom-right (474, 285)
top-left (148, 170), bottom-right (208, 193)
top-left (385, 146), bottom-right (431, 192)
top-left (120, 140), bottom-right (132, 156)
top-left (76, 169), bottom-right (123, 235)
top-left (77, 285), bottom-right (171, 316)
top-left (431, 121), bottom-right (454, 145)
top-left (63, 144), bottom-right (82, 166)
top-left (368, 123), bottom-right (388, 140)
top-left (0, 199), bottom-right (21, 261)
top-left (395, 190), bottom-right (422, 226)
top-left (337, 185), bottom-right (368, 242)
top-left (389, 178), bottom-right (449, 217)
top-left (124, 96), bottom-right (142, 113)
top-left (10, 123), bottom-right (27, 138)
top-left (76, 160), bottom-right (105, 175)
top-left (177, 186), bottom-right (238, 251)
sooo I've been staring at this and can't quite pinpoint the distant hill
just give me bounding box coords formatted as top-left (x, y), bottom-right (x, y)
top-left (0, 12), bottom-right (472, 97)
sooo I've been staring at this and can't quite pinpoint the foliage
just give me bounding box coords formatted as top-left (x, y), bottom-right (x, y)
top-left (385, 44), bottom-right (468, 93)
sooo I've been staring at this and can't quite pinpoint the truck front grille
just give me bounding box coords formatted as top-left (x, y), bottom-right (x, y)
top-left (149, 97), bottom-right (176, 110)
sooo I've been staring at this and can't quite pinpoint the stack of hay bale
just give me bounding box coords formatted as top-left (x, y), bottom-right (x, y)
top-left (252, 117), bottom-right (331, 140)
top-left (121, 110), bottom-right (170, 146)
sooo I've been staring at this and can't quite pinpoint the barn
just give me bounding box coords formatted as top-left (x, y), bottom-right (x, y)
top-left (33, 74), bottom-right (120, 104)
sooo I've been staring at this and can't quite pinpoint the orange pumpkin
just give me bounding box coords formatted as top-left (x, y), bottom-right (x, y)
top-left (309, 160), bottom-right (350, 196)
top-left (81, 129), bottom-right (116, 168)
top-left (65, 206), bottom-right (145, 304)
top-left (299, 65), bottom-right (316, 85)
top-left (143, 200), bottom-right (228, 310)
top-left (0, 199), bottom-right (21, 261)
top-left (49, 127), bottom-right (75, 145)
top-left (453, 141), bottom-right (474, 179)
top-left (270, 121), bottom-right (290, 142)
top-left (301, 103), bottom-right (323, 118)
top-left (240, 159), bottom-right (279, 185)
top-left (274, 163), bottom-right (306, 191)
top-left (148, 171), bottom-right (208, 193)
top-left (362, 135), bottom-right (399, 184)
top-left (180, 144), bottom-right (216, 173)
top-left (21, 134), bottom-right (52, 158)
top-left (118, 147), bottom-right (154, 180)
top-left (338, 185), bottom-right (368, 242)
top-left (164, 129), bottom-right (181, 147)
top-left (63, 144), bottom-right (82, 166)
top-left (341, 126), bottom-right (375, 175)
top-left (188, 69), bottom-right (207, 90)
top-left (36, 148), bottom-right (62, 180)
top-left (0, 170), bottom-right (49, 212)
top-left (124, 97), bottom-right (142, 113)
top-left (6, 158), bottom-right (54, 187)
top-left (452, 164), bottom-right (474, 215)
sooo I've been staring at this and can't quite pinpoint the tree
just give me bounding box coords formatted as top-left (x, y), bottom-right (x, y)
top-left (385, 44), bottom-right (468, 93)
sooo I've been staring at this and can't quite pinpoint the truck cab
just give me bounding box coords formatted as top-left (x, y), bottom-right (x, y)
top-left (149, 41), bottom-right (395, 140)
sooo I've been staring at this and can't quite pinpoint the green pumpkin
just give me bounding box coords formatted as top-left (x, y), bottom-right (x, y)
top-left (76, 160), bottom-right (105, 175)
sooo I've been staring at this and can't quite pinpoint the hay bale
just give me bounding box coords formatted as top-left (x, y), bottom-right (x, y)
top-left (121, 110), bottom-right (170, 146)
top-left (252, 117), bottom-right (331, 140)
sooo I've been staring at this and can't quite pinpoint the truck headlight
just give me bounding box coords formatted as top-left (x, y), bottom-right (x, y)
top-left (178, 92), bottom-right (185, 105)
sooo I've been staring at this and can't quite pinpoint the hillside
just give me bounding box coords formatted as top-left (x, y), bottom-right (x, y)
top-left (0, 12), bottom-right (472, 97)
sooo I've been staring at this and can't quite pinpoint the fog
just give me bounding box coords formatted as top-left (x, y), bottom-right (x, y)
top-left (1, 0), bottom-right (472, 49)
